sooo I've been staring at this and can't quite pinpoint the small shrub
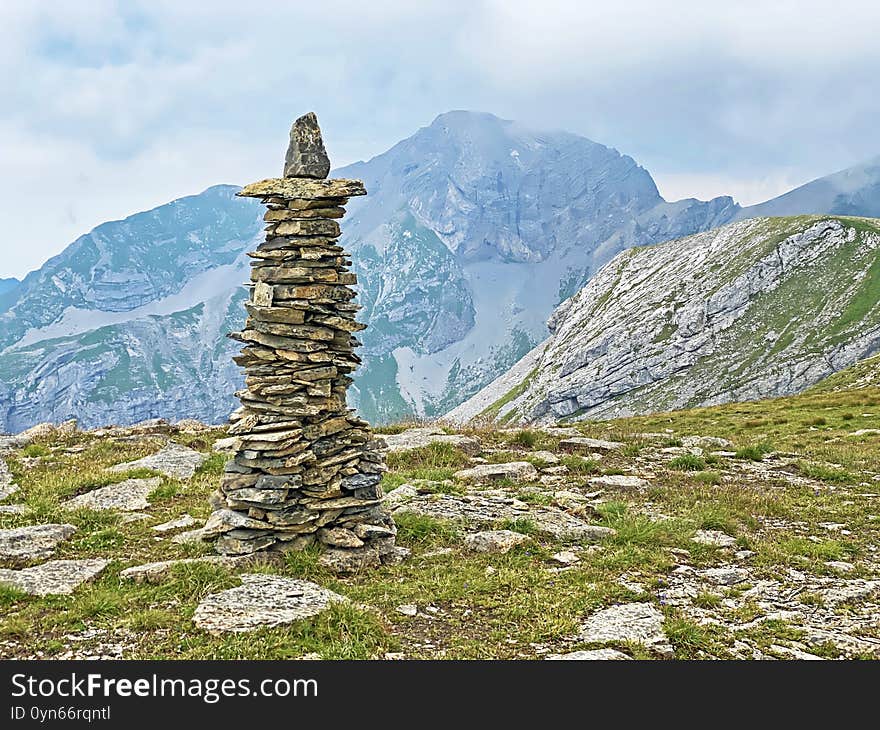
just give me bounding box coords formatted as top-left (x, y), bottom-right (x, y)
top-left (734, 442), bottom-right (773, 461)
top-left (668, 454), bottom-right (706, 471)
top-left (559, 455), bottom-right (601, 474)
top-left (386, 443), bottom-right (470, 471)
top-left (509, 430), bottom-right (539, 449)
top-left (22, 444), bottom-right (51, 458)
top-left (841, 413), bottom-right (855, 421)
top-left (499, 517), bottom-right (537, 535)
top-left (796, 461), bottom-right (856, 484)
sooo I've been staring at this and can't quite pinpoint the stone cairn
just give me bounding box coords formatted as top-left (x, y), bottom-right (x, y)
top-left (204, 112), bottom-right (401, 571)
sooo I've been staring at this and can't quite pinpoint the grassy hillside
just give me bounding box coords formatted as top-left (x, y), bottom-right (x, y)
top-left (2, 383), bottom-right (880, 659)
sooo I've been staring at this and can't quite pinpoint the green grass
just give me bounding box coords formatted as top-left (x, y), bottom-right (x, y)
top-left (668, 454), bottom-right (707, 471)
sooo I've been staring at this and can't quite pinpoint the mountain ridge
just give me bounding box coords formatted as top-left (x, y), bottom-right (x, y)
top-left (2, 111), bottom-right (880, 431)
top-left (449, 215), bottom-right (880, 424)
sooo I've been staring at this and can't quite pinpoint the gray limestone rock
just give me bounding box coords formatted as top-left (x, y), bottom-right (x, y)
top-left (393, 491), bottom-right (615, 543)
top-left (577, 602), bottom-right (672, 655)
top-left (380, 427), bottom-right (481, 456)
top-left (547, 649), bottom-right (632, 660)
top-left (151, 514), bottom-right (198, 533)
top-left (588, 474), bottom-right (649, 491)
top-left (283, 112), bottom-right (331, 179)
top-left (192, 574), bottom-right (345, 633)
top-left (109, 442), bottom-right (207, 480)
top-left (0, 523), bottom-right (76, 562)
top-left (463, 529), bottom-right (530, 554)
top-left (61, 477), bottom-right (161, 512)
top-left (454, 461), bottom-right (539, 483)
top-left (692, 530), bottom-right (738, 548)
top-left (0, 558), bottom-right (107, 596)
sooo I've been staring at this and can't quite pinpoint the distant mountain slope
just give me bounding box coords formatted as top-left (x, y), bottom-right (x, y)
top-left (738, 157), bottom-right (880, 220)
top-left (2, 111), bottom-right (879, 432)
top-left (337, 111), bottom-right (738, 420)
top-left (0, 111), bottom-right (742, 431)
top-left (449, 216), bottom-right (880, 424)
top-left (809, 351), bottom-right (880, 393)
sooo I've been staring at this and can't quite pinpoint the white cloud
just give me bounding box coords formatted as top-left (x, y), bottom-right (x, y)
top-left (1, 1), bottom-right (879, 277)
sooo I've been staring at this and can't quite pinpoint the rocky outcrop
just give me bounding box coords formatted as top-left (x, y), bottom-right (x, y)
top-left (453, 216), bottom-right (880, 423)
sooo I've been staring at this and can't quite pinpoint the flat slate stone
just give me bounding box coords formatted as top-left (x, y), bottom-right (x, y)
top-left (61, 477), bottom-right (161, 512)
top-left (559, 437), bottom-right (624, 453)
top-left (463, 530), bottom-right (530, 554)
top-left (547, 649), bottom-right (632, 660)
top-left (0, 559), bottom-right (107, 596)
top-left (109, 443), bottom-right (207, 480)
top-left (0, 504), bottom-right (26, 515)
top-left (380, 427), bottom-right (481, 456)
top-left (192, 574), bottom-right (345, 633)
top-left (151, 514), bottom-right (198, 533)
top-left (589, 474), bottom-right (650, 490)
top-left (692, 529), bottom-right (738, 548)
top-left (238, 177), bottom-right (366, 200)
top-left (454, 462), bottom-right (539, 483)
top-left (577, 602), bottom-right (672, 655)
top-left (0, 523), bottom-right (76, 561)
top-left (393, 492), bottom-right (615, 543)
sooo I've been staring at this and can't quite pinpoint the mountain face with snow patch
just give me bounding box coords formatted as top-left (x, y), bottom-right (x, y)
top-left (1, 111), bottom-right (879, 431)
top-left (448, 216), bottom-right (880, 424)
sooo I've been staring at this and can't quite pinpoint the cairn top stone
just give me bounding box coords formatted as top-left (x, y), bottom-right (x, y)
top-left (237, 177), bottom-right (366, 200)
top-left (283, 112), bottom-right (331, 179)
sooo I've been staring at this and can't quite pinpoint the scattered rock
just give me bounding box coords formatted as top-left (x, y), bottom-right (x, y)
top-left (0, 559), bottom-right (107, 596)
top-left (212, 436), bottom-right (238, 453)
top-left (559, 437), bottom-right (624, 453)
top-left (109, 442), bottom-right (207, 480)
top-left (120, 556), bottom-right (240, 584)
top-left (551, 550), bottom-right (581, 565)
top-left (692, 530), bottom-right (738, 548)
top-left (396, 604), bottom-right (418, 617)
top-left (463, 530), bottom-right (530, 554)
top-left (151, 514), bottom-right (198, 533)
top-left (380, 427), bottom-right (481, 456)
top-left (0, 504), bottom-right (26, 515)
top-left (383, 484), bottom-right (419, 508)
top-left (588, 474), bottom-right (649, 490)
top-left (531, 451), bottom-right (560, 464)
top-left (393, 491), bottom-right (614, 543)
top-left (454, 462), bottom-right (539, 483)
top-left (0, 523), bottom-right (76, 562)
top-left (193, 574), bottom-right (345, 633)
top-left (61, 477), bottom-right (161, 512)
top-left (681, 436), bottom-right (733, 449)
top-left (820, 580), bottom-right (880, 606)
top-left (547, 649), bottom-right (632, 660)
top-left (703, 567), bottom-right (750, 586)
top-left (318, 545), bottom-right (381, 573)
top-left (824, 560), bottom-right (855, 573)
top-left (577, 602), bottom-right (672, 656)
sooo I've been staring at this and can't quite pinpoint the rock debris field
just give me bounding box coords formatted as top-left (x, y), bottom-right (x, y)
top-left (1, 391), bottom-right (880, 659)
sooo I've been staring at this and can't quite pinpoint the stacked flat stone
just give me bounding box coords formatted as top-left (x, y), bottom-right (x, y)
top-left (205, 113), bottom-right (397, 568)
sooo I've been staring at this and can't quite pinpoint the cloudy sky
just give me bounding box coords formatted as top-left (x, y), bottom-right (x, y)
top-left (2, 0), bottom-right (879, 278)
